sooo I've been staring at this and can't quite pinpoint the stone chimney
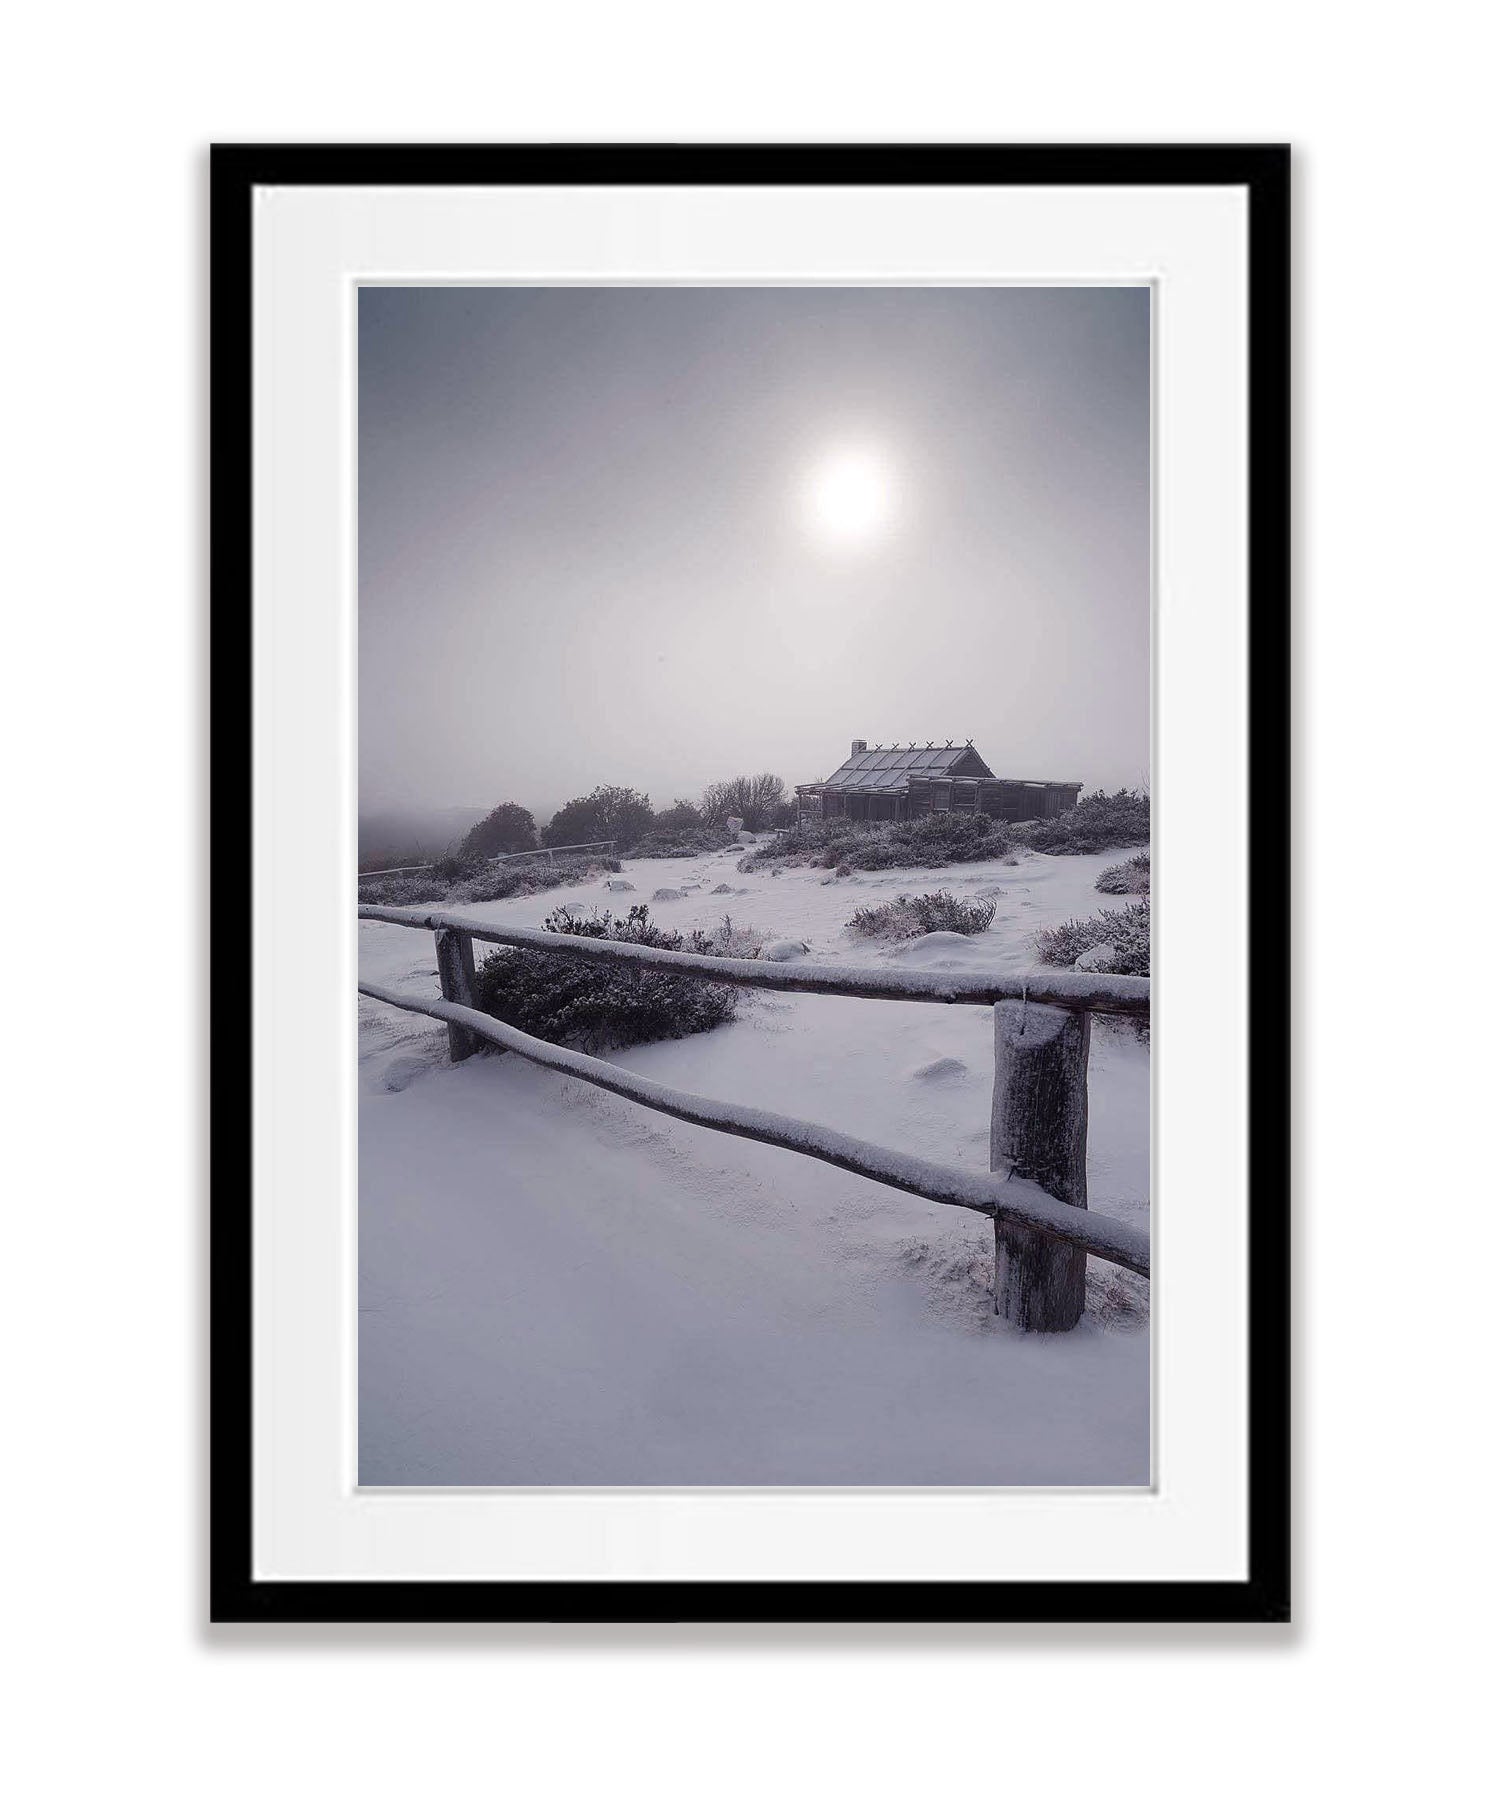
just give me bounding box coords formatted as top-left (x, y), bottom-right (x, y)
top-left (851, 738), bottom-right (867, 756)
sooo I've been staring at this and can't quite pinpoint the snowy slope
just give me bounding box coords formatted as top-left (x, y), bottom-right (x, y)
top-left (358, 844), bottom-right (1150, 1485)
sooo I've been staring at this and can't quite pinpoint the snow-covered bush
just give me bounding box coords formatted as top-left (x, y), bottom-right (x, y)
top-left (1033, 902), bottom-right (1150, 976)
top-left (847, 891), bottom-right (998, 939)
top-left (473, 904), bottom-right (737, 1053)
top-left (629, 824), bottom-right (736, 858)
top-left (430, 850), bottom-right (486, 882)
top-left (739, 819), bottom-right (848, 870)
top-left (745, 812), bottom-right (1011, 873)
top-left (1014, 789), bottom-right (1150, 855)
top-left (358, 855), bottom-right (619, 909)
top-left (1095, 850), bottom-right (1151, 895)
top-left (451, 857), bottom-right (621, 904)
top-left (355, 870), bottom-right (451, 905)
top-left (691, 913), bottom-right (768, 959)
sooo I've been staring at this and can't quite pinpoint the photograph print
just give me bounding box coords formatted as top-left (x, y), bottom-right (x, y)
top-left (356, 283), bottom-right (1152, 1488)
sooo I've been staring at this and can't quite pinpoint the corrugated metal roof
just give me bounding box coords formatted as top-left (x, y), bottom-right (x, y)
top-left (820, 743), bottom-right (991, 790)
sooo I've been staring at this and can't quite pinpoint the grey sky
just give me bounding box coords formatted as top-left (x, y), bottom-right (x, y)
top-left (359, 285), bottom-right (1149, 822)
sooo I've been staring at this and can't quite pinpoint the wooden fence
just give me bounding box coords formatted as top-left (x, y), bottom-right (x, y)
top-left (357, 841), bottom-right (616, 881)
top-left (358, 904), bottom-right (1151, 1331)
top-left (487, 839), bottom-right (616, 867)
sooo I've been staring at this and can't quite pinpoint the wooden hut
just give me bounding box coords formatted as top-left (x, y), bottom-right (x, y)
top-left (795, 739), bottom-right (1082, 826)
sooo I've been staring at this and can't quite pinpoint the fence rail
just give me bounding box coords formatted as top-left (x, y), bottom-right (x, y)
top-left (357, 861), bottom-right (437, 880)
top-left (490, 839), bottom-right (616, 865)
top-left (357, 906), bottom-right (1150, 1016)
top-left (357, 903), bottom-right (1151, 1328)
top-left (359, 978), bottom-right (1149, 1276)
top-left (357, 840), bottom-right (616, 881)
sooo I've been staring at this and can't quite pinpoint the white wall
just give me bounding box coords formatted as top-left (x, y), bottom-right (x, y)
top-left (5, 4), bottom-right (1494, 1796)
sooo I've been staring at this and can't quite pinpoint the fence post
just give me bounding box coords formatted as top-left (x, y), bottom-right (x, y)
top-left (990, 998), bottom-right (1091, 1331)
top-left (434, 927), bottom-right (480, 1062)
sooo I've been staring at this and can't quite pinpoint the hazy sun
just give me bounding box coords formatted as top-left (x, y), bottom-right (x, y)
top-left (803, 446), bottom-right (896, 548)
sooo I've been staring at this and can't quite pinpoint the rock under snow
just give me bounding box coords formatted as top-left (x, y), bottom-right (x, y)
top-left (760, 939), bottom-right (810, 962)
top-left (912, 1056), bottom-right (969, 1083)
top-left (1075, 943), bottom-right (1121, 973)
top-left (711, 883), bottom-right (734, 895)
top-left (603, 878), bottom-right (635, 892)
top-left (652, 887), bottom-right (684, 902)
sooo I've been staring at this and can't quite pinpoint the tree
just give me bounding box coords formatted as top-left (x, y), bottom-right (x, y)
top-left (542, 784), bottom-right (655, 851)
top-left (653, 798), bottom-right (704, 831)
top-left (701, 772), bottom-right (787, 831)
top-left (458, 801), bottom-right (538, 860)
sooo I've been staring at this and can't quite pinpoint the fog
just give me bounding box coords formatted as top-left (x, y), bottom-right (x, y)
top-left (360, 285), bottom-right (1149, 827)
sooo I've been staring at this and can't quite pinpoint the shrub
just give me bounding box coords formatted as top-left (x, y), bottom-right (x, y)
top-left (1034, 902), bottom-right (1151, 976)
top-left (740, 816), bottom-right (870, 869)
top-left (1095, 850), bottom-right (1151, 896)
top-left (473, 904), bottom-right (737, 1053)
top-left (356, 870), bottom-right (451, 906)
top-left (458, 801), bottom-right (538, 859)
top-left (358, 855), bottom-right (619, 909)
top-left (629, 824), bottom-right (735, 859)
top-left (542, 785), bottom-right (655, 853)
top-left (746, 811), bottom-right (1011, 872)
top-left (429, 850), bottom-right (485, 882)
top-left (848, 890), bottom-right (998, 940)
top-left (887, 813), bottom-right (1011, 866)
top-left (446, 856), bottom-right (620, 904)
top-left (1014, 788), bottom-right (1150, 855)
top-left (690, 913), bottom-right (769, 959)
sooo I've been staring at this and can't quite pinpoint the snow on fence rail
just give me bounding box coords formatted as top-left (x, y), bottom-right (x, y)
top-left (357, 904), bottom-right (1152, 1328)
top-left (358, 906), bottom-right (1150, 1016)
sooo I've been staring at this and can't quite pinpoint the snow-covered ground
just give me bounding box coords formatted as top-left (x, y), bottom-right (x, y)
top-left (358, 843), bottom-right (1150, 1486)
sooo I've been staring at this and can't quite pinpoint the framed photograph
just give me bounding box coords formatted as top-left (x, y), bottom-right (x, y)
top-left (212, 144), bottom-right (1289, 1623)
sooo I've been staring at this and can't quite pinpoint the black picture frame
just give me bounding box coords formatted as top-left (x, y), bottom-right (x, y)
top-left (210, 143), bottom-right (1290, 1625)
